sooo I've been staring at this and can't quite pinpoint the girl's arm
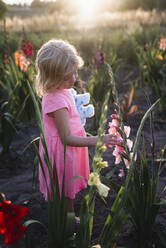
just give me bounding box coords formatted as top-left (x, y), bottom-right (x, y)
top-left (48, 108), bottom-right (117, 147)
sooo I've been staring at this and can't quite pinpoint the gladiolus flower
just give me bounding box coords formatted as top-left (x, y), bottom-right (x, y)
top-left (88, 172), bottom-right (100, 186)
top-left (108, 113), bottom-right (137, 175)
top-left (96, 183), bottom-right (110, 197)
top-left (124, 126), bottom-right (131, 138)
top-left (94, 50), bottom-right (104, 66)
top-left (14, 50), bottom-right (31, 72)
top-left (118, 169), bottom-right (124, 178)
top-left (92, 245), bottom-right (101, 248)
top-left (0, 200), bottom-right (29, 244)
top-left (4, 224), bottom-right (26, 244)
top-left (99, 145), bottom-right (107, 153)
top-left (97, 51), bottom-right (104, 64)
top-left (22, 40), bottom-right (34, 57)
top-left (88, 173), bottom-right (110, 197)
top-left (93, 156), bottom-right (108, 171)
top-left (126, 139), bottom-right (133, 151)
top-left (156, 53), bottom-right (163, 60)
top-left (3, 59), bottom-right (9, 64)
top-left (159, 37), bottom-right (166, 51)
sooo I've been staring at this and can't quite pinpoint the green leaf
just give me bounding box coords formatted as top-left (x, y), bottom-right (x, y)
top-left (155, 200), bottom-right (166, 206)
top-left (24, 220), bottom-right (47, 231)
top-left (125, 98), bottom-right (160, 188)
top-left (101, 176), bottom-right (120, 193)
top-left (99, 187), bottom-right (128, 248)
top-left (65, 212), bottom-right (75, 239)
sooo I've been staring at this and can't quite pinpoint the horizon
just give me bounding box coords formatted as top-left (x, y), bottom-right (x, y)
top-left (3, 0), bottom-right (56, 5)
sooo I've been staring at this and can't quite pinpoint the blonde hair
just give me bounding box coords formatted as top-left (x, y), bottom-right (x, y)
top-left (35, 39), bottom-right (84, 97)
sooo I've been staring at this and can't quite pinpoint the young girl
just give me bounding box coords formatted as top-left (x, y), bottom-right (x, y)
top-left (35, 39), bottom-right (117, 213)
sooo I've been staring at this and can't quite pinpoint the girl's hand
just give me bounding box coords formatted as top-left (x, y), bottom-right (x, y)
top-left (103, 134), bottom-right (122, 148)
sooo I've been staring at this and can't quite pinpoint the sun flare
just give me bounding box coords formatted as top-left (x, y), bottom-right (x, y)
top-left (72, 0), bottom-right (101, 21)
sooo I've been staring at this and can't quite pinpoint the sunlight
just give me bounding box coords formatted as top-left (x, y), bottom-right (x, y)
top-left (72, 0), bottom-right (101, 22)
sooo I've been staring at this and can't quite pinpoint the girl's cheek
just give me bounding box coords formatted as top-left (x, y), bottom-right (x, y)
top-left (72, 75), bottom-right (76, 81)
top-left (73, 72), bottom-right (78, 81)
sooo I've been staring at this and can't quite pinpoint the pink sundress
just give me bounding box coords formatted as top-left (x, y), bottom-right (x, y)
top-left (39, 89), bottom-right (89, 200)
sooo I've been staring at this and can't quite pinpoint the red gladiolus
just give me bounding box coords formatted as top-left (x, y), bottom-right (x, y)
top-left (3, 59), bottom-right (9, 64)
top-left (22, 40), bottom-right (34, 57)
top-left (0, 200), bottom-right (29, 244)
top-left (5, 224), bottom-right (26, 244)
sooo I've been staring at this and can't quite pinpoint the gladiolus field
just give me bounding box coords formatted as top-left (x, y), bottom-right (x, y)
top-left (0, 1), bottom-right (166, 247)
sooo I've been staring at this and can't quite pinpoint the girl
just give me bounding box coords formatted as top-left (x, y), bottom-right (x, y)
top-left (35, 39), bottom-right (117, 213)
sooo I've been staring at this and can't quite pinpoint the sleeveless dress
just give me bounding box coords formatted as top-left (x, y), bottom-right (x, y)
top-left (39, 89), bottom-right (90, 200)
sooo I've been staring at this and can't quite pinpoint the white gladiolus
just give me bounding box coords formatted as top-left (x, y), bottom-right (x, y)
top-left (88, 173), bottom-right (110, 198)
top-left (88, 172), bottom-right (101, 186)
top-left (96, 183), bottom-right (110, 197)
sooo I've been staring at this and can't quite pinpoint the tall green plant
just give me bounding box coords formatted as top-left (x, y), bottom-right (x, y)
top-left (0, 102), bottom-right (17, 153)
top-left (87, 51), bottom-right (120, 132)
top-left (126, 141), bottom-right (160, 247)
top-left (28, 82), bottom-right (76, 248)
top-left (98, 65), bottom-right (162, 248)
top-left (2, 57), bottom-right (36, 122)
top-left (87, 65), bottom-right (129, 247)
top-left (136, 39), bottom-right (166, 112)
top-left (76, 64), bottom-right (128, 248)
top-left (0, 57), bottom-right (36, 152)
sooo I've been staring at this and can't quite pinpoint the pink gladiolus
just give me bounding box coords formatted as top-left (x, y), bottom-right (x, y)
top-left (110, 114), bottom-right (117, 119)
top-left (127, 139), bottom-right (133, 151)
top-left (130, 152), bottom-right (137, 162)
top-left (124, 126), bottom-right (131, 138)
top-left (159, 37), bottom-right (166, 51)
top-left (113, 147), bottom-right (121, 164)
top-left (108, 113), bottom-right (137, 176)
top-left (108, 125), bottom-right (117, 135)
top-left (124, 158), bottom-right (130, 169)
top-left (118, 169), bottom-right (124, 178)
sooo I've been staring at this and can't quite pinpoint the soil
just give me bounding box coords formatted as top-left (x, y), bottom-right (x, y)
top-left (0, 85), bottom-right (166, 248)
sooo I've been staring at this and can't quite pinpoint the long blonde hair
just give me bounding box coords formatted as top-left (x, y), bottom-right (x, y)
top-left (35, 39), bottom-right (84, 97)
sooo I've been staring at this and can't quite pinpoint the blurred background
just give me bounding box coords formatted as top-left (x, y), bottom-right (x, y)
top-left (0, 0), bottom-right (166, 152)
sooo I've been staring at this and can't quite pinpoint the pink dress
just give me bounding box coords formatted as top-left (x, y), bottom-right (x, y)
top-left (39, 89), bottom-right (89, 200)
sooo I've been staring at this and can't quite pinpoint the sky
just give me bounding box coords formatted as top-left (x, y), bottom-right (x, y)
top-left (3, 0), bottom-right (103, 21)
top-left (3, 0), bottom-right (56, 5)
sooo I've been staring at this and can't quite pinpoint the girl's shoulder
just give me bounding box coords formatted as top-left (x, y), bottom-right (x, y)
top-left (42, 89), bottom-right (72, 114)
top-left (43, 89), bottom-right (69, 100)
top-left (42, 89), bottom-right (72, 106)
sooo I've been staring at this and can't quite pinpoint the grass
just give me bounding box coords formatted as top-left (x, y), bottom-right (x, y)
top-left (1, 9), bottom-right (166, 70)
top-left (2, 8), bottom-right (166, 32)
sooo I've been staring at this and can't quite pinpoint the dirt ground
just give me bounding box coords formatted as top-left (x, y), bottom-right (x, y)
top-left (0, 85), bottom-right (166, 248)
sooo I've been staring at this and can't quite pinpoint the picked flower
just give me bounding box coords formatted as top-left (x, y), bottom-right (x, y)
top-left (96, 183), bottom-right (110, 197)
